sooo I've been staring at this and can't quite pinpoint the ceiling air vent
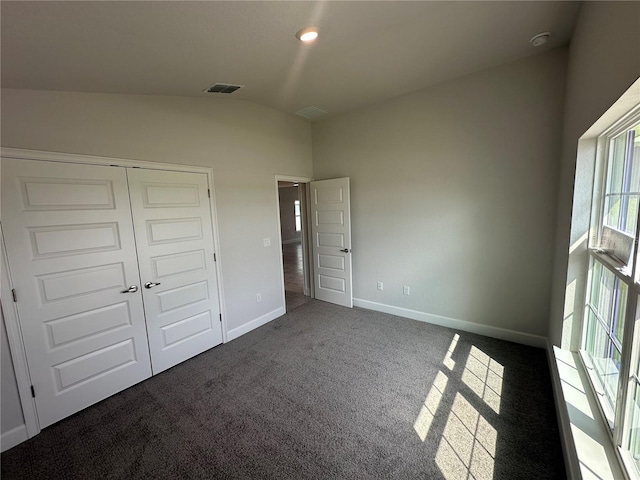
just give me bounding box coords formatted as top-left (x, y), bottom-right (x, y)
top-left (295, 106), bottom-right (327, 120)
top-left (203, 83), bottom-right (244, 94)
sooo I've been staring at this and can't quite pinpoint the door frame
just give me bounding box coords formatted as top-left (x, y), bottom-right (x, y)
top-left (1, 223), bottom-right (41, 441)
top-left (0, 147), bottom-right (228, 434)
top-left (274, 175), bottom-right (312, 312)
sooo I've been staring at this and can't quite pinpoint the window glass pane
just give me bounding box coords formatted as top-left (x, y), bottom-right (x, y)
top-left (604, 194), bottom-right (622, 230)
top-left (631, 125), bottom-right (640, 191)
top-left (607, 133), bottom-right (627, 195)
top-left (294, 200), bottom-right (301, 232)
top-left (584, 261), bottom-right (628, 417)
top-left (622, 297), bottom-right (640, 476)
top-left (615, 290), bottom-right (627, 345)
top-left (628, 378), bottom-right (640, 473)
top-left (592, 262), bottom-right (614, 325)
top-left (603, 127), bottom-right (640, 236)
top-left (626, 195), bottom-right (639, 236)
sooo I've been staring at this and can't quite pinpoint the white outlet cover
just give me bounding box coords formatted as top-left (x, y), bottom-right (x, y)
top-left (263, 238), bottom-right (271, 247)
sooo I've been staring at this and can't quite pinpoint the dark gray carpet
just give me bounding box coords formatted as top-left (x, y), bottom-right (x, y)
top-left (1, 300), bottom-right (565, 479)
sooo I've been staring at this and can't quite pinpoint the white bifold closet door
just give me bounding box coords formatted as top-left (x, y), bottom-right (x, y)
top-left (127, 168), bottom-right (222, 374)
top-left (1, 159), bottom-right (222, 428)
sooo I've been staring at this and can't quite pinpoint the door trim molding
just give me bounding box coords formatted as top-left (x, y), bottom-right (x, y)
top-left (1, 147), bottom-right (214, 174)
top-left (274, 175), bottom-right (312, 313)
top-left (0, 223), bottom-right (41, 438)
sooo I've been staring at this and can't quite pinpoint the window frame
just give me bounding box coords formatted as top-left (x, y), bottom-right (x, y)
top-left (581, 108), bottom-right (640, 480)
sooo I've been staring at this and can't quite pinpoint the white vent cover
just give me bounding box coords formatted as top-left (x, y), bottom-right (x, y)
top-left (295, 106), bottom-right (327, 120)
top-left (203, 83), bottom-right (244, 94)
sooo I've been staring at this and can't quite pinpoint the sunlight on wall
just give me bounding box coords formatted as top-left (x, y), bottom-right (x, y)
top-left (461, 346), bottom-right (504, 414)
top-left (570, 231), bottom-right (589, 254)
top-left (413, 335), bottom-right (505, 480)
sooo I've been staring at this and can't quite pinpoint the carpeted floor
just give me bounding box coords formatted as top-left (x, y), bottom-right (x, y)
top-left (1, 300), bottom-right (565, 479)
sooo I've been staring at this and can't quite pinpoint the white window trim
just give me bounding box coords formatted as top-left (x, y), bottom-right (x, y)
top-left (580, 110), bottom-right (640, 480)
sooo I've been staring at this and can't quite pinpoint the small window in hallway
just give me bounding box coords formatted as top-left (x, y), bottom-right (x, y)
top-left (294, 200), bottom-right (301, 232)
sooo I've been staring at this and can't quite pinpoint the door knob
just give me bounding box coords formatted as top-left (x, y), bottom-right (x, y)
top-left (121, 285), bottom-right (139, 293)
top-left (144, 282), bottom-right (162, 289)
top-left (340, 248), bottom-right (350, 253)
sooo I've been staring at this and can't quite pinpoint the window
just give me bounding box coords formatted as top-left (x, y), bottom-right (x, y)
top-left (583, 115), bottom-right (640, 478)
top-left (622, 300), bottom-right (640, 475)
top-left (294, 200), bottom-right (301, 232)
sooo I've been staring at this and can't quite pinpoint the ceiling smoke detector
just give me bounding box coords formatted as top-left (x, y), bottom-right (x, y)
top-left (203, 83), bottom-right (244, 94)
top-left (530, 32), bottom-right (550, 47)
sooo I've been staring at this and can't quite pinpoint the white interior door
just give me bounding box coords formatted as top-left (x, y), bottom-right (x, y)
top-left (127, 168), bottom-right (223, 374)
top-left (310, 178), bottom-right (353, 307)
top-left (1, 159), bottom-right (152, 428)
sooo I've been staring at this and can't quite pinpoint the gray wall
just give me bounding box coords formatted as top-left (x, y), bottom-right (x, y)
top-left (312, 49), bottom-right (567, 337)
top-left (549, 1), bottom-right (640, 347)
top-left (0, 90), bottom-right (313, 334)
top-left (278, 186), bottom-right (301, 243)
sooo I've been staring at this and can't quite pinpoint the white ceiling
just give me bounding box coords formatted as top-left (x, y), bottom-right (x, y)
top-left (1, 1), bottom-right (580, 121)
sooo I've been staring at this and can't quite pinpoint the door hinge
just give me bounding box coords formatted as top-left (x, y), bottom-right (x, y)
top-left (12, 289), bottom-right (17, 302)
top-left (219, 313), bottom-right (222, 322)
top-left (30, 385), bottom-right (35, 398)
top-left (213, 253), bottom-right (217, 262)
top-left (208, 189), bottom-right (211, 198)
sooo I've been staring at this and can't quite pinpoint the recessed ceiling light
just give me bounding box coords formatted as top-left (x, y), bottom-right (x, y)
top-left (530, 32), bottom-right (550, 47)
top-left (296, 27), bottom-right (319, 43)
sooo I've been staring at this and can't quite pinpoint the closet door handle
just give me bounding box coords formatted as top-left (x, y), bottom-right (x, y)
top-left (144, 282), bottom-right (161, 289)
top-left (121, 285), bottom-right (139, 293)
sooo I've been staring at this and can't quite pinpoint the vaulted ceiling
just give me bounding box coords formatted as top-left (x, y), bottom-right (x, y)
top-left (1, 1), bottom-right (580, 120)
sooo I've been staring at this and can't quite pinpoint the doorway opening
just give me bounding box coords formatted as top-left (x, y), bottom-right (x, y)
top-left (277, 179), bottom-right (312, 312)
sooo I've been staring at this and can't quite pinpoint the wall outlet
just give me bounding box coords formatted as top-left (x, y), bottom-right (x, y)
top-left (403, 285), bottom-right (410, 295)
top-left (377, 281), bottom-right (383, 291)
top-left (257, 293), bottom-right (262, 302)
top-left (263, 238), bottom-right (271, 247)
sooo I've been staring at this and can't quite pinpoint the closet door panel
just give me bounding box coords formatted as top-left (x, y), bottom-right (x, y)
top-left (127, 168), bottom-right (222, 374)
top-left (1, 159), bottom-right (152, 428)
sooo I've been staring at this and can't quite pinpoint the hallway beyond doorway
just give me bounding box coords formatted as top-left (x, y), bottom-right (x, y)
top-left (283, 242), bottom-right (311, 311)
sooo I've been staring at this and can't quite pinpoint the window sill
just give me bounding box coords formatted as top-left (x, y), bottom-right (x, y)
top-left (590, 249), bottom-right (633, 282)
top-left (550, 346), bottom-right (627, 479)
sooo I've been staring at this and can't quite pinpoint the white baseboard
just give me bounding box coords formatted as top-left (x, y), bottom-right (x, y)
top-left (353, 298), bottom-right (548, 348)
top-left (282, 238), bottom-right (301, 245)
top-left (226, 307), bottom-right (285, 342)
top-left (1, 424), bottom-right (27, 452)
